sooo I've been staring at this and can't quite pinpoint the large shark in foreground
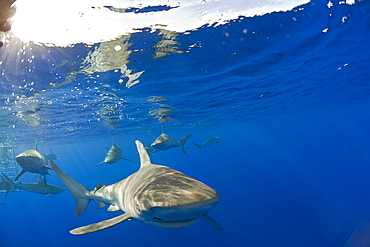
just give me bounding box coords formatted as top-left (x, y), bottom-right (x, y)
top-left (50, 140), bottom-right (221, 235)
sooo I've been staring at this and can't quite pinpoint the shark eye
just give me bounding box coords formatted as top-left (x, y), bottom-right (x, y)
top-left (153, 217), bottom-right (162, 220)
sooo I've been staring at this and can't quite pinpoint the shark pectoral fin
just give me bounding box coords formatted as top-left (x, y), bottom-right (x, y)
top-left (120, 157), bottom-right (133, 162)
top-left (97, 161), bottom-right (104, 165)
top-left (15, 169), bottom-right (26, 181)
top-left (202, 215), bottom-right (222, 231)
top-left (70, 212), bottom-right (133, 235)
top-left (107, 204), bottom-right (120, 211)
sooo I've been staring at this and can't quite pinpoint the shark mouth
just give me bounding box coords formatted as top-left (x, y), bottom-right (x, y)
top-left (145, 217), bottom-right (200, 230)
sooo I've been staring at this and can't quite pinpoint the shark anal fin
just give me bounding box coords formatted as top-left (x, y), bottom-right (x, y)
top-left (107, 204), bottom-right (120, 211)
top-left (70, 212), bottom-right (132, 235)
top-left (202, 215), bottom-right (222, 231)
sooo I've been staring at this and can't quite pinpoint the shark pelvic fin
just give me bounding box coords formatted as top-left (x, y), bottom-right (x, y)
top-left (135, 140), bottom-right (152, 169)
top-left (96, 201), bottom-right (108, 209)
top-left (202, 215), bottom-right (222, 231)
top-left (49, 160), bottom-right (91, 217)
top-left (70, 212), bottom-right (133, 235)
top-left (107, 204), bottom-right (120, 211)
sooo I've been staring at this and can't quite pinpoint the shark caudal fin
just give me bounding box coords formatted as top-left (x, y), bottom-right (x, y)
top-left (192, 142), bottom-right (203, 152)
top-left (0, 172), bottom-right (16, 198)
top-left (70, 212), bottom-right (133, 235)
top-left (135, 140), bottom-right (152, 169)
top-left (49, 160), bottom-right (90, 217)
top-left (178, 134), bottom-right (192, 153)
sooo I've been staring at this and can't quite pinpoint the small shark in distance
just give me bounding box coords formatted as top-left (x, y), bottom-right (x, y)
top-left (97, 138), bottom-right (132, 165)
top-left (44, 147), bottom-right (58, 161)
top-left (0, 172), bottom-right (15, 198)
top-left (1, 172), bottom-right (65, 196)
top-left (192, 137), bottom-right (222, 152)
top-left (16, 176), bottom-right (65, 196)
top-left (151, 133), bottom-right (192, 153)
top-left (50, 140), bottom-right (221, 235)
top-left (15, 141), bottom-right (51, 185)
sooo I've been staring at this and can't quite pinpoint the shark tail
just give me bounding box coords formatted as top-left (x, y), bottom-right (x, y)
top-left (49, 160), bottom-right (91, 217)
top-left (192, 142), bottom-right (203, 152)
top-left (0, 172), bottom-right (16, 198)
top-left (178, 134), bottom-right (192, 154)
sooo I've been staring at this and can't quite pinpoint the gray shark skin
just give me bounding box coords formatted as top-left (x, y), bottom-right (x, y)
top-left (50, 140), bottom-right (221, 235)
top-left (193, 137), bottom-right (222, 152)
top-left (0, 172), bottom-right (15, 198)
top-left (97, 139), bottom-right (132, 165)
top-left (15, 141), bottom-right (52, 185)
top-left (151, 133), bottom-right (191, 153)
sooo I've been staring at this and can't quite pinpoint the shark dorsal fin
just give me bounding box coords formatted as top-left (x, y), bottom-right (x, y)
top-left (135, 140), bottom-right (152, 169)
top-left (95, 183), bottom-right (104, 190)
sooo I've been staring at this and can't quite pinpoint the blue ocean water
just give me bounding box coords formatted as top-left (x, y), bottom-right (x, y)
top-left (1, 0), bottom-right (370, 246)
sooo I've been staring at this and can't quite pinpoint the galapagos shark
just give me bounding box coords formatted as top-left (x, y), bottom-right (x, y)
top-left (44, 148), bottom-right (58, 161)
top-left (97, 139), bottom-right (132, 165)
top-left (15, 141), bottom-right (51, 185)
top-left (0, 172), bottom-right (65, 195)
top-left (16, 176), bottom-right (65, 195)
top-left (193, 137), bottom-right (222, 152)
top-left (151, 133), bottom-right (192, 153)
top-left (50, 140), bottom-right (221, 235)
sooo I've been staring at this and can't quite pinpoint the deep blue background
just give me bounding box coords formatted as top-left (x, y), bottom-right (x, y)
top-left (1, 0), bottom-right (370, 246)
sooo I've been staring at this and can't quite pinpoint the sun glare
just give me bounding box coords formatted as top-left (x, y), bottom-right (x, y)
top-left (11, 0), bottom-right (127, 47)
